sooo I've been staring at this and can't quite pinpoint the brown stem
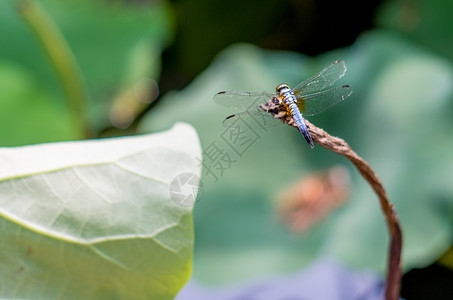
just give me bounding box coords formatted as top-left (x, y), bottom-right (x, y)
top-left (260, 96), bottom-right (402, 298)
top-left (260, 97), bottom-right (402, 298)
top-left (304, 119), bottom-right (402, 300)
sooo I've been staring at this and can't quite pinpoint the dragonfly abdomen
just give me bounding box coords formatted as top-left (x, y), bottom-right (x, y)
top-left (276, 84), bottom-right (314, 148)
top-left (287, 102), bottom-right (314, 148)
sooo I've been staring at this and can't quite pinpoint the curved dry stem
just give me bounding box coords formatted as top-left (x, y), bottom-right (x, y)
top-left (260, 97), bottom-right (402, 299)
top-left (306, 119), bottom-right (403, 300)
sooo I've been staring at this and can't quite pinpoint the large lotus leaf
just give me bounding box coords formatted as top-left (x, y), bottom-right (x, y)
top-left (140, 43), bottom-right (350, 284)
top-left (36, 0), bottom-right (173, 98)
top-left (0, 60), bottom-right (80, 146)
top-left (0, 0), bottom-right (173, 129)
top-left (0, 0), bottom-right (172, 88)
top-left (324, 31), bottom-right (453, 271)
top-left (140, 30), bottom-right (453, 285)
top-left (0, 123), bottom-right (201, 299)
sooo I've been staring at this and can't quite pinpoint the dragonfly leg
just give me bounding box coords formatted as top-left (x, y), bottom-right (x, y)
top-left (260, 97), bottom-right (314, 148)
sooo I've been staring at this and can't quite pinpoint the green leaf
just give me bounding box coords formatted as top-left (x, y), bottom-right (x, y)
top-left (0, 0), bottom-right (173, 130)
top-left (0, 123), bottom-right (201, 299)
top-left (139, 44), bottom-right (344, 283)
top-left (0, 60), bottom-right (80, 146)
top-left (139, 32), bottom-right (453, 284)
top-left (38, 0), bottom-right (173, 101)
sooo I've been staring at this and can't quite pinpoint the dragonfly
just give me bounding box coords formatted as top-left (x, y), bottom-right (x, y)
top-left (214, 60), bottom-right (353, 148)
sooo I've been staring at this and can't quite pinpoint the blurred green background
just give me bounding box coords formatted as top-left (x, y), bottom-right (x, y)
top-left (1, 0), bottom-right (453, 298)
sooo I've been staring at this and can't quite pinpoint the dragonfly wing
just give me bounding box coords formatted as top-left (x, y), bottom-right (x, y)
top-left (214, 91), bottom-right (276, 111)
top-left (292, 61), bottom-right (347, 96)
top-left (222, 109), bottom-right (279, 130)
top-left (297, 85), bottom-right (353, 116)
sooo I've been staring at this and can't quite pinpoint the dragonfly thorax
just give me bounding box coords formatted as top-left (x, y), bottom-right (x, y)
top-left (276, 83), bottom-right (297, 105)
top-left (276, 83), bottom-right (290, 94)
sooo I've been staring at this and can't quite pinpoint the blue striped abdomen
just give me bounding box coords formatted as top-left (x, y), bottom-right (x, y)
top-left (278, 85), bottom-right (314, 148)
top-left (288, 102), bottom-right (314, 148)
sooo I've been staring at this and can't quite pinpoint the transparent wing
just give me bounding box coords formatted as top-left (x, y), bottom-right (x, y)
top-left (292, 60), bottom-right (347, 96)
top-left (214, 91), bottom-right (275, 111)
top-left (222, 108), bottom-right (279, 130)
top-left (297, 85), bottom-right (353, 116)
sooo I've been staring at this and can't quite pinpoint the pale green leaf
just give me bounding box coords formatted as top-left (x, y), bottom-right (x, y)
top-left (0, 123), bottom-right (201, 300)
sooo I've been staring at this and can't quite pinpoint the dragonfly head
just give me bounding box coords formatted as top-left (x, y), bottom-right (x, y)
top-left (276, 84), bottom-right (290, 95)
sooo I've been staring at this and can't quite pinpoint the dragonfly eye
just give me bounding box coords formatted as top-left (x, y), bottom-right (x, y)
top-left (276, 84), bottom-right (290, 94)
